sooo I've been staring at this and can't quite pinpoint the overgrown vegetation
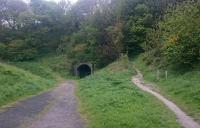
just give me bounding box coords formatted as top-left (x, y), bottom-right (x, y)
top-left (77, 57), bottom-right (181, 128)
top-left (144, 1), bottom-right (200, 68)
top-left (134, 55), bottom-right (200, 123)
top-left (1, 0), bottom-right (196, 68)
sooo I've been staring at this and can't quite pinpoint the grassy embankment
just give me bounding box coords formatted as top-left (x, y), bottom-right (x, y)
top-left (13, 54), bottom-right (73, 79)
top-left (0, 62), bottom-right (56, 107)
top-left (77, 56), bottom-right (181, 128)
top-left (134, 55), bottom-right (200, 123)
top-left (0, 54), bottom-right (73, 107)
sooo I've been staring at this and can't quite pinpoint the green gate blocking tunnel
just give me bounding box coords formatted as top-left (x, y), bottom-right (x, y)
top-left (74, 63), bottom-right (93, 78)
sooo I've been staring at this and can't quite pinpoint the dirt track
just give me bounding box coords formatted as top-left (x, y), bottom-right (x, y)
top-left (132, 70), bottom-right (200, 128)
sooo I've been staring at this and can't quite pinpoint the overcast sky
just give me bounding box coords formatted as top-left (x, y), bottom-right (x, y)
top-left (24, 0), bottom-right (78, 4)
top-left (46, 0), bottom-right (78, 4)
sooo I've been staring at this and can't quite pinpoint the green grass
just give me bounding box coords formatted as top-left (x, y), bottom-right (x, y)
top-left (35, 54), bottom-right (73, 78)
top-left (134, 55), bottom-right (200, 123)
top-left (12, 54), bottom-right (73, 79)
top-left (13, 62), bottom-right (56, 80)
top-left (77, 59), bottom-right (181, 128)
top-left (0, 54), bottom-right (74, 107)
top-left (0, 63), bottom-right (56, 107)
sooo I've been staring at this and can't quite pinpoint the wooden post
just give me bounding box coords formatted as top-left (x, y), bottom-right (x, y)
top-left (165, 70), bottom-right (168, 80)
top-left (90, 63), bottom-right (93, 75)
top-left (74, 64), bottom-right (78, 76)
top-left (157, 70), bottom-right (160, 80)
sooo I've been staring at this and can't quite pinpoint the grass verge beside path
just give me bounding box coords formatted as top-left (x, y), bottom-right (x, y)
top-left (12, 54), bottom-right (73, 79)
top-left (77, 59), bottom-right (181, 128)
top-left (134, 55), bottom-right (200, 123)
top-left (0, 54), bottom-right (74, 107)
top-left (0, 63), bottom-right (56, 107)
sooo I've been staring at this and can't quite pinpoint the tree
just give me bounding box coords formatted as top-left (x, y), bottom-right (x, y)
top-left (0, 0), bottom-right (28, 29)
top-left (145, 1), bottom-right (200, 67)
top-left (161, 1), bottom-right (200, 66)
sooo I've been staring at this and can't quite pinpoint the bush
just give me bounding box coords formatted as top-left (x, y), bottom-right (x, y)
top-left (145, 1), bottom-right (200, 67)
top-left (0, 39), bottom-right (38, 61)
top-left (161, 1), bottom-right (200, 66)
top-left (0, 43), bottom-right (6, 59)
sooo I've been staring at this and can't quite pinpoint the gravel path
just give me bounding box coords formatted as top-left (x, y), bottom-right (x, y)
top-left (0, 81), bottom-right (85, 128)
top-left (132, 69), bottom-right (200, 128)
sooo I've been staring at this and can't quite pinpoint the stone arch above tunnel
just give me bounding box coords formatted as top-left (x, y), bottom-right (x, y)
top-left (74, 63), bottom-right (93, 78)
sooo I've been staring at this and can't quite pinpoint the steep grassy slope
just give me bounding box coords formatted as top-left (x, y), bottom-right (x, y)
top-left (0, 63), bottom-right (56, 107)
top-left (0, 54), bottom-right (74, 107)
top-left (13, 54), bottom-right (73, 79)
top-left (77, 58), bottom-right (181, 128)
top-left (134, 55), bottom-right (200, 123)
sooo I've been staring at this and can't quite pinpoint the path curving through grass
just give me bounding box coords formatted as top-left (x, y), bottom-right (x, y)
top-left (132, 69), bottom-right (200, 128)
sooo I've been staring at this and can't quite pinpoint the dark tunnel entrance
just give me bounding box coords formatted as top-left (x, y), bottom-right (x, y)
top-left (77, 64), bottom-right (92, 78)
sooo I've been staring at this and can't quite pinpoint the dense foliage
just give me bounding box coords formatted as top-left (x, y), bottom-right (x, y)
top-left (0, 0), bottom-right (199, 68)
top-left (0, 0), bottom-right (74, 61)
top-left (145, 1), bottom-right (200, 67)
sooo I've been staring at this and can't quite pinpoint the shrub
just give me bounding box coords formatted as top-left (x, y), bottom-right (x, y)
top-left (145, 1), bottom-right (200, 67)
top-left (161, 1), bottom-right (200, 66)
top-left (0, 39), bottom-right (38, 61)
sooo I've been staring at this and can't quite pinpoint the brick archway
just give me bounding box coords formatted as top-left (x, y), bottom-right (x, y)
top-left (74, 63), bottom-right (93, 78)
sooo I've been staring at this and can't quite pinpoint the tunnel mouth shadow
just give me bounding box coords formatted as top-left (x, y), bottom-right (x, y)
top-left (77, 64), bottom-right (92, 78)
